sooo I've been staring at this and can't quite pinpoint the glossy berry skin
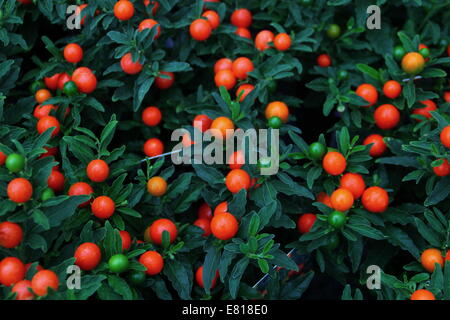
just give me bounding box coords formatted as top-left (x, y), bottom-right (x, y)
top-left (236, 84), bottom-right (254, 102)
top-left (440, 126), bottom-right (450, 148)
top-left (5, 153), bottom-right (25, 173)
top-left (330, 188), bottom-right (354, 212)
top-left (309, 142), bottom-right (327, 160)
top-left (120, 53), bottom-right (143, 75)
top-left (47, 169), bottom-right (65, 192)
top-left (401, 52), bottom-right (425, 75)
top-left (0, 257), bottom-right (25, 287)
top-left (202, 10), bottom-right (220, 29)
top-left (114, 0), bottom-right (135, 21)
top-left (190, 19), bottom-right (212, 41)
top-left (0, 151), bottom-right (6, 166)
top-left (267, 116), bottom-right (282, 129)
top-left (198, 202), bottom-right (213, 220)
top-left (230, 8), bottom-right (252, 28)
top-left (383, 80), bottom-right (402, 99)
top-left (326, 24), bottom-right (341, 39)
top-left (337, 70), bottom-right (349, 80)
top-left (91, 196), bottom-right (115, 219)
top-left (41, 188), bottom-right (55, 201)
top-left (139, 251), bottom-right (164, 275)
top-left (317, 192), bottom-right (333, 207)
top-left (355, 83), bottom-right (378, 107)
top-left (71, 68), bottom-right (97, 94)
top-left (128, 271), bottom-right (146, 285)
top-left (340, 173), bottom-right (366, 199)
top-left (11, 280), bottom-right (34, 300)
top-left (155, 71), bottom-right (174, 89)
top-left (68, 182), bottom-right (94, 207)
top-left (274, 33), bottom-right (291, 51)
top-left (63, 43), bottom-right (83, 63)
top-left (214, 58), bottom-right (232, 74)
top-left (7, 178), bottom-right (33, 203)
top-left (363, 134), bottom-right (387, 157)
top-left (297, 213), bottom-right (316, 234)
top-left (410, 289), bottom-right (435, 300)
top-left (393, 45), bottom-right (406, 61)
top-left (235, 27), bottom-right (251, 39)
top-left (193, 218), bottom-right (211, 237)
top-left (210, 116), bottom-right (235, 140)
top-left (143, 138), bottom-right (164, 157)
top-left (138, 19), bottom-right (161, 39)
top-left (412, 100), bottom-right (437, 121)
top-left (0, 222), bottom-right (23, 249)
top-left (31, 270), bottom-right (59, 296)
top-left (149, 219), bottom-right (178, 245)
top-left (74, 242), bottom-right (102, 271)
top-left (255, 30), bottom-right (274, 51)
top-left (361, 186), bottom-right (389, 213)
top-left (322, 151), bottom-right (347, 176)
top-left (35, 89), bottom-right (52, 104)
top-left (214, 201), bottom-right (228, 216)
top-left (225, 169), bottom-right (251, 194)
top-left (37, 116), bottom-right (60, 137)
top-left (374, 104), bottom-right (400, 130)
top-left (265, 101), bottom-right (289, 123)
top-left (147, 176), bottom-right (167, 197)
top-left (433, 159), bottom-right (450, 177)
top-left (44, 73), bottom-right (60, 90)
top-left (195, 266), bottom-right (219, 289)
top-left (57, 72), bottom-right (71, 91)
top-left (444, 91), bottom-right (450, 103)
top-left (108, 254), bottom-right (129, 273)
top-left (231, 57), bottom-right (254, 80)
top-left (210, 212), bottom-right (239, 240)
top-left (142, 106), bottom-right (162, 126)
top-left (120, 231), bottom-right (131, 251)
top-left (33, 104), bottom-right (57, 119)
top-left (193, 114), bottom-right (213, 132)
top-left (214, 70), bottom-right (236, 90)
top-left (421, 248), bottom-right (444, 273)
top-left (317, 54), bottom-right (331, 67)
top-left (327, 211), bottom-right (346, 228)
top-left (86, 159), bottom-right (110, 183)
top-left (63, 81), bottom-right (78, 96)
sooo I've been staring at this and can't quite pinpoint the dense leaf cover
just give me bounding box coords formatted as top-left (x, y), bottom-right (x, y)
top-left (0, 0), bottom-right (450, 300)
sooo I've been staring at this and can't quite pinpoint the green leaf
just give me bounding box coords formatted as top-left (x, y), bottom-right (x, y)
top-left (414, 217), bottom-right (441, 247)
top-left (443, 261), bottom-right (450, 300)
top-left (100, 114), bottom-right (118, 153)
top-left (424, 176), bottom-right (450, 206)
top-left (397, 31), bottom-right (415, 52)
top-left (108, 275), bottom-right (133, 300)
top-left (247, 213), bottom-right (260, 237)
top-left (403, 79), bottom-right (416, 108)
top-left (229, 257), bottom-right (249, 299)
top-left (133, 77), bottom-right (154, 112)
top-left (356, 64), bottom-right (379, 80)
top-left (346, 224), bottom-right (385, 240)
top-left (163, 258), bottom-right (193, 300)
top-left (202, 245), bottom-right (221, 295)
